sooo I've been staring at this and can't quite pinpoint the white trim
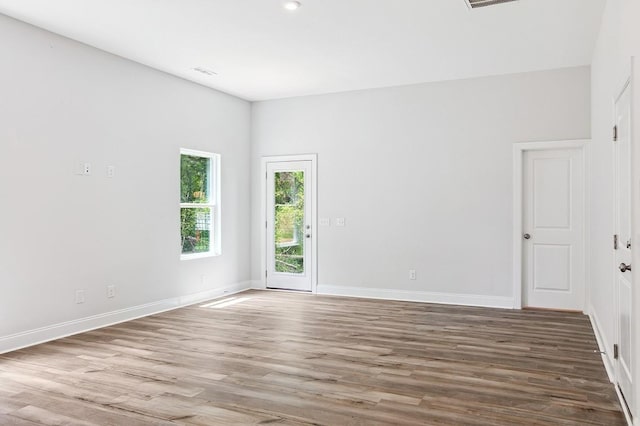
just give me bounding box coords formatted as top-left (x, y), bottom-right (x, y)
top-left (631, 56), bottom-right (640, 426)
top-left (0, 281), bottom-right (252, 355)
top-left (589, 307), bottom-right (615, 382)
top-left (180, 251), bottom-right (219, 261)
top-left (260, 154), bottom-right (318, 293)
top-left (512, 139), bottom-right (589, 310)
top-left (316, 285), bottom-right (514, 309)
top-left (250, 280), bottom-right (266, 290)
top-left (591, 307), bottom-right (633, 426)
top-left (180, 148), bottom-right (218, 159)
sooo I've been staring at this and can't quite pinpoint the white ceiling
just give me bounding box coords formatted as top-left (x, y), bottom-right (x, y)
top-left (0, 0), bottom-right (606, 101)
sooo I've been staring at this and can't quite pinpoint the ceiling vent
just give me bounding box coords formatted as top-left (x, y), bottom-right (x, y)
top-left (192, 67), bottom-right (218, 76)
top-left (464, 0), bottom-right (518, 8)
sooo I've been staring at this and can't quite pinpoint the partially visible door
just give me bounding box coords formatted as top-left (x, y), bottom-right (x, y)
top-left (522, 148), bottom-right (585, 310)
top-left (266, 161), bottom-right (312, 291)
top-left (613, 81), bottom-right (634, 415)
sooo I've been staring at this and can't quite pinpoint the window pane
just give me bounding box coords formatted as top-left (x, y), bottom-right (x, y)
top-left (181, 155), bottom-right (210, 203)
top-left (274, 171), bottom-right (304, 274)
top-left (181, 207), bottom-right (211, 254)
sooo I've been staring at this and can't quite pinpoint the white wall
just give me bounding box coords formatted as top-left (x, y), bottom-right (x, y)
top-left (589, 0), bottom-right (640, 420)
top-left (0, 14), bottom-right (252, 351)
top-left (251, 67), bottom-right (591, 307)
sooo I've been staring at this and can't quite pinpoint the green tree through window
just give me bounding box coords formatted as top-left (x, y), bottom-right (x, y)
top-left (180, 150), bottom-right (220, 257)
top-left (274, 171), bottom-right (304, 273)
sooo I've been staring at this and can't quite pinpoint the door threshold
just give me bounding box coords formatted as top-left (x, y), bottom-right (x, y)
top-left (265, 287), bottom-right (312, 293)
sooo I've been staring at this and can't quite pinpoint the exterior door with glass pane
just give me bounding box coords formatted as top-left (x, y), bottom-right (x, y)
top-left (266, 161), bottom-right (312, 291)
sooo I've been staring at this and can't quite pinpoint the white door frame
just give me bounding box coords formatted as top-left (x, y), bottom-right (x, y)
top-left (630, 56), bottom-right (640, 426)
top-left (512, 140), bottom-right (589, 310)
top-left (260, 154), bottom-right (318, 293)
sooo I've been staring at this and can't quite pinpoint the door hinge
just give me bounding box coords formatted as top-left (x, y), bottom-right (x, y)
top-left (613, 125), bottom-right (618, 142)
top-left (265, 220), bottom-right (268, 229)
top-left (265, 270), bottom-right (268, 279)
top-left (614, 234), bottom-right (619, 250)
top-left (613, 344), bottom-right (619, 359)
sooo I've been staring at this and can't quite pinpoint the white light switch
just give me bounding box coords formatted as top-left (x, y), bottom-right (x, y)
top-left (319, 218), bottom-right (330, 226)
top-left (336, 217), bottom-right (345, 227)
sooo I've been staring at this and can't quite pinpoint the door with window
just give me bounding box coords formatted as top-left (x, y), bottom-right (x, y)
top-left (613, 81), bottom-right (634, 415)
top-left (266, 160), bottom-right (313, 291)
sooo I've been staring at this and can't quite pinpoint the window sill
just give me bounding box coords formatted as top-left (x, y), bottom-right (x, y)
top-left (180, 252), bottom-right (221, 261)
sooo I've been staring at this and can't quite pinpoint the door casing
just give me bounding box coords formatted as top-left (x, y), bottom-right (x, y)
top-left (260, 154), bottom-right (318, 293)
top-left (512, 140), bottom-right (589, 310)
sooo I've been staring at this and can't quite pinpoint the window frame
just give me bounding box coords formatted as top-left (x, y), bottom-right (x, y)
top-left (180, 148), bottom-right (221, 260)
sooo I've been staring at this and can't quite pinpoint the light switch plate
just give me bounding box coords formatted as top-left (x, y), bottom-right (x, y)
top-left (319, 218), bottom-right (330, 226)
top-left (336, 217), bottom-right (345, 227)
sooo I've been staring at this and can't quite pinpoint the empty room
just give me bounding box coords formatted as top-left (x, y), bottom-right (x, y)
top-left (0, 0), bottom-right (639, 424)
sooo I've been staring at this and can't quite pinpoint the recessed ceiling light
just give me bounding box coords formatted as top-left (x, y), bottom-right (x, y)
top-left (283, 1), bottom-right (301, 11)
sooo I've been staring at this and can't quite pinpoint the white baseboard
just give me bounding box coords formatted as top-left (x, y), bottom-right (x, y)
top-left (588, 306), bottom-right (615, 382)
top-left (250, 280), bottom-right (266, 290)
top-left (316, 285), bottom-right (514, 309)
top-left (588, 306), bottom-right (634, 426)
top-left (0, 281), bottom-right (252, 355)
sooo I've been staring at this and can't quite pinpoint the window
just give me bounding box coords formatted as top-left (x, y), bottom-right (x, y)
top-left (180, 149), bottom-right (220, 259)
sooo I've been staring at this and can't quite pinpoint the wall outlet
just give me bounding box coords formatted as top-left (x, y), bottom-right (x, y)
top-left (75, 289), bottom-right (85, 304)
top-left (107, 285), bottom-right (115, 298)
top-left (107, 165), bottom-right (115, 178)
top-left (409, 269), bottom-right (416, 280)
top-left (83, 162), bottom-right (92, 176)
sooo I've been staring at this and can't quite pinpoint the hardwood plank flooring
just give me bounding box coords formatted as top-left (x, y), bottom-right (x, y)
top-left (0, 290), bottom-right (626, 425)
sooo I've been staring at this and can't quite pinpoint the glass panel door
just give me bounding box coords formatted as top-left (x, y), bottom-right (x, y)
top-left (274, 171), bottom-right (305, 274)
top-left (266, 161), bottom-right (312, 291)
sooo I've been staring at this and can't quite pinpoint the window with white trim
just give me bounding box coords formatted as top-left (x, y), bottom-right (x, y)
top-left (180, 149), bottom-right (221, 259)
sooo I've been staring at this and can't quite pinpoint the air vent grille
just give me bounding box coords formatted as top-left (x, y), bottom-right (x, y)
top-left (465, 0), bottom-right (518, 8)
top-left (192, 67), bottom-right (218, 76)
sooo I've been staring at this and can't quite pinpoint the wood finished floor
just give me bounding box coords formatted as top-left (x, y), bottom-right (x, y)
top-left (0, 290), bottom-right (625, 425)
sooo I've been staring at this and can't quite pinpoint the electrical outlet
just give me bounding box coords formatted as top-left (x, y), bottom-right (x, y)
top-left (107, 165), bottom-right (115, 178)
top-left (409, 269), bottom-right (416, 280)
top-left (83, 162), bottom-right (92, 176)
top-left (107, 285), bottom-right (115, 298)
top-left (75, 289), bottom-right (85, 304)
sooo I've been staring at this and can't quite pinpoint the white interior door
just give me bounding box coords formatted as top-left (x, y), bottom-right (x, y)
top-left (522, 148), bottom-right (585, 311)
top-left (614, 81), bottom-right (634, 415)
top-left (266, 160), bottom-right (313, 292)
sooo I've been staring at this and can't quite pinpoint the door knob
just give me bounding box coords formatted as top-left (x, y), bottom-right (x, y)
top-left (619, 263), bottom-right (632, 273)
top-left (523, 233), bottom-right (531, 240)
